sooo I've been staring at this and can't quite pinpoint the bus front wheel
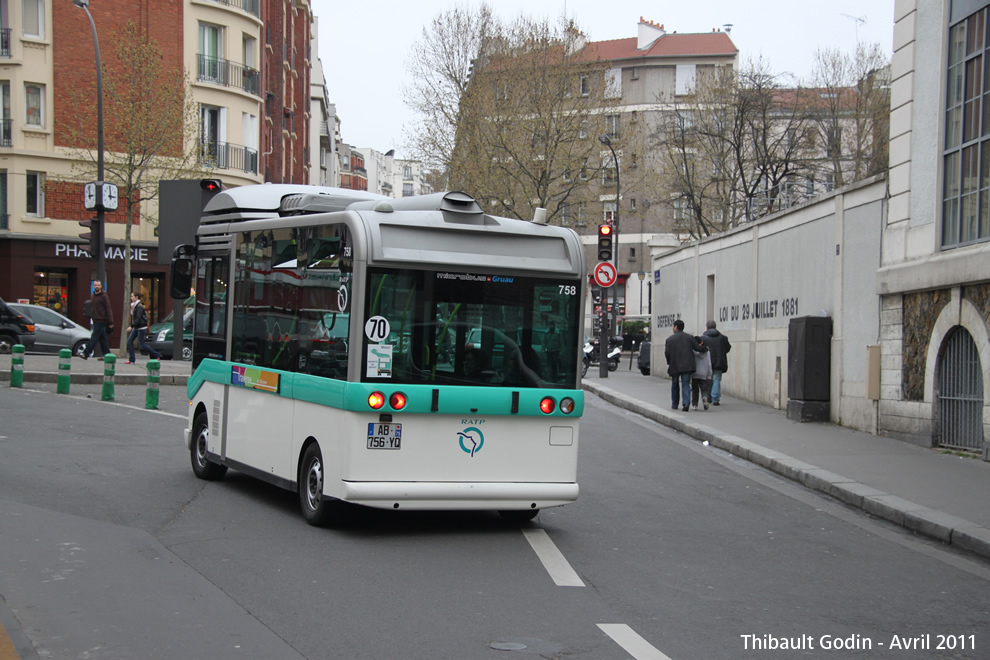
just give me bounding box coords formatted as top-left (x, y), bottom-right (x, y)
top-left (299, 443), bottom-right (345, 527)
top-left (191, 412), bottom-right (227, 480)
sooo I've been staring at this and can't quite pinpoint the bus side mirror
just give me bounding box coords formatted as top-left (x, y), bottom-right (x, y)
top-left (170, 257), bottom-right (193, 299)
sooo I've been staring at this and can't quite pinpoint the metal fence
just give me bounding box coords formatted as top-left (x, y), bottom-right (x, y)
top-left (197, 55), bottom-right (260, 96)
top-left (200, 141), bottom-right (259, 175)
top-left (936, 327), bottom-right (985, 451)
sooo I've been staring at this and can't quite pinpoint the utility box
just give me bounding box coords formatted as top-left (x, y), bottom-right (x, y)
top-left (866, 344), bottom-right (881, 400)
top-left (786, 316), bottom-right (832, 422)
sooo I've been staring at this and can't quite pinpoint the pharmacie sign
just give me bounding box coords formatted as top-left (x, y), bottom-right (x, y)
top-left (54, 243), bottom-right (150, 262)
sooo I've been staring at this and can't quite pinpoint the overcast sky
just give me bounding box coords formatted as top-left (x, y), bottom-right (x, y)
top-left (310, 0), bottom-right (895, 157)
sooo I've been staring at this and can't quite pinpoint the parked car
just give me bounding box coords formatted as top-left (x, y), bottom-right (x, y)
top-left (0, 297), bottom-right (37, 354)
top-left (148, 304), bottom-right (194, 361)
top-left (6, 303), bottom-right (90, 356)
top-left (637, 339), bottom-right (651, 376)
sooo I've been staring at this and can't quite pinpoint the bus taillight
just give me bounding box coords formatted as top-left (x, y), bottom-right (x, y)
top-left (368, 392), bottom-right (386, 409)
top-left (559, 398), bottom-right (575, 414)
top-left (389, 392), bottom-right (407, 410)
top-left (539, 397), bottom-right (556, 414)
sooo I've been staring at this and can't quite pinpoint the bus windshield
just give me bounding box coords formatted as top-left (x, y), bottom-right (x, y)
top-left (364, 267), bottom-right (581, 388)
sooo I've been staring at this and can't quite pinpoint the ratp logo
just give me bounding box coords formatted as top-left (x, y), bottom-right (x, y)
top-left (457, 427), bottom-right (485, 457)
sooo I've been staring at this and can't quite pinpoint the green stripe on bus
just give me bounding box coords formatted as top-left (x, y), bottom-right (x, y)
top-left (189, 359), bottom-right (584, 417)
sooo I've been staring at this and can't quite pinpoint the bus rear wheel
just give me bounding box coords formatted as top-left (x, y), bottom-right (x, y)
top-left (191, 412), bottom-right (227, 480)
top-left (299, 443), bottom-right (346, 527)
top-left (498, 509), bottom-right (539, 523)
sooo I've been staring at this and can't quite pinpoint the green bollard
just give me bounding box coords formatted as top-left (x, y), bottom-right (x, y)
top-left (145, 359), bottom-right (160, 410)
top-left (57, 348), bottom-right (72, 394)
top-left (10, 344), bottom-right (24, 388)
top-left (101, 353), bottom-right (116, 401)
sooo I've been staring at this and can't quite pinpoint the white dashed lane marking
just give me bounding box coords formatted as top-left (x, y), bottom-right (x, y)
top-left (521, 528), bottom-right (585, 587)
top-left (598, 624), bottom-right (674, 660)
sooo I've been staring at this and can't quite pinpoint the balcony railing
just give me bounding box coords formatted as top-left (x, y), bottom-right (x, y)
top-left (197, 55), bottom-right (260, 96)
top-left (200, 141), bottom-right (259, 175)
top-left (0, 29), bottom-right (10, 57)
top-left (0, 119), bottom-right (10, 147)
top-left (204, 0), bottom-right (259, 18)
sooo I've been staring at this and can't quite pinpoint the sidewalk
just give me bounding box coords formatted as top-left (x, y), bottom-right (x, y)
top-left (3, 352), bottom-right (990, 561)
top-left (583, 367), bottom-right (990, 562)
top-left (0, 352), bottom-right (191, 387)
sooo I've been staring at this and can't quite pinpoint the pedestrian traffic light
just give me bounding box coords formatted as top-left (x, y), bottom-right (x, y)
top-left (78, 216), bottom-right (102, 256)
top-left (200, 178), bottom-right (224, 211)
top-left (597, 224), bottom-right (613, 261)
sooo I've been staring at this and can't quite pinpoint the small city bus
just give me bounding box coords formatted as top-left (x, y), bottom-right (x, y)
top-left (170, 184), bottom-right (586, 525)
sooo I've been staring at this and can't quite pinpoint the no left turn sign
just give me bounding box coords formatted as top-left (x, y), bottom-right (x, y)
top-left (593, 261), bottom-right (617, 288)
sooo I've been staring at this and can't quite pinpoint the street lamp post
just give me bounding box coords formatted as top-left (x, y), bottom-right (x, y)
top-left (74, 0), bottom-right (106, 284)
top-left (598, 134), bottom-right (619, 378)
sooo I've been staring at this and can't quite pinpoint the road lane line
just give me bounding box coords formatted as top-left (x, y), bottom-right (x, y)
top-left (521, 528), bottom-right (584, 587)
top-left (598, 624), bottom-right (673, 660)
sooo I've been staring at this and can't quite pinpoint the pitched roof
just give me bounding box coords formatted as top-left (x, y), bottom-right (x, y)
top-left (585, 33), bottom-right (737, 62)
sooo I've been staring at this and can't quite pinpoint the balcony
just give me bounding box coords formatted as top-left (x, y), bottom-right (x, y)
top-left (203, 0), bottom-right (260, 18)
top-left (198, 55), bottom-right (261, 96)
top-left (0, 29), bottom-right (9, 57)
top-left (0, 119), bottom-right (10, 147)
top-left (200, 141), bottom-right (259, 175)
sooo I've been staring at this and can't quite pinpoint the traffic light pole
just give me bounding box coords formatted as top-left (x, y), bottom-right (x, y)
top-left (76, 0), bottom-right (106, 284)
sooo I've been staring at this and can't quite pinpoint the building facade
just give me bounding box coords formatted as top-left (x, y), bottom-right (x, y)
top-left (876, 0), bottom-right (990, 453)
top-left (0, 0), bottom-right (312, 339)
top-left (648, 0), bottom-right (990, 458)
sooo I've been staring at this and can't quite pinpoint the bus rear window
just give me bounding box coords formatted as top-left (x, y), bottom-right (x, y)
top-left (363, 268), bottom-right (581, 388)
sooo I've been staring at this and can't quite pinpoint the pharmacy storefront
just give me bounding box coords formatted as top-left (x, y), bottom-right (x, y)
top-left (0, 237), bottom-right (171, 343)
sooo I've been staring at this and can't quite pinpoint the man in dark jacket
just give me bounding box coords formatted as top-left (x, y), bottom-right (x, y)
top-left (664, 319), bottom-right (695, 411)
top-left (81, 280), bottom-right (113, 359)
top-left (702, 320), bottom-right (732, 405)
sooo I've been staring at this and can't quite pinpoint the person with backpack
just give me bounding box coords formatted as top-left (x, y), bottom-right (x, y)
top-left (125, 292), bottom-right (161, 364)
top-left (702, 320), bottom-right (732, 405)
top-left (691, 335), bottom-right (713, 411)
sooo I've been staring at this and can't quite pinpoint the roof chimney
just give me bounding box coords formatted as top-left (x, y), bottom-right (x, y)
top-left (637, 17), bottom-right (666, 50)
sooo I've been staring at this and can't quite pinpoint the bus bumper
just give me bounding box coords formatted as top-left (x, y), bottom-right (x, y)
top-left (338, 481), bottom-right (579, 510)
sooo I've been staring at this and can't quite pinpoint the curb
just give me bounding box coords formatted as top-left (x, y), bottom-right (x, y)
top-left (583, 380), bottom-right (990, 562)
top-left (2, 369), bottom-right (188, 387)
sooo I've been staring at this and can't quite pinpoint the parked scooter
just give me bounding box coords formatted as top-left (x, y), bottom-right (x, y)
top-left (582, 338), bottom-right (621, 376)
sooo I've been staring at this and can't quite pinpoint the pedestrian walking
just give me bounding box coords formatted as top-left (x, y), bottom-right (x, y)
top-left (664, 319), bottom-right (695, 411)
top-left (702, 320), bottom-right (732, 405)
top-left (125, 292), bottom-right (161, 364)
top-left (81, 281), bottom-right (113, 360)
top-left (691, 335), bottom-right (713, 410)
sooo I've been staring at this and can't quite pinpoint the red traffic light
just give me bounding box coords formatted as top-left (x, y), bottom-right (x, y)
top-left (599, 224), bottom-right (612, 236)
top-left (200, 179), bottom-right (223, 193)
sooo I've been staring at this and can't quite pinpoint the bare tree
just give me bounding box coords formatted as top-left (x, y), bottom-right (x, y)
top-left (449, 16), bottom-right (617, 222)
top-left (651, 60), bottom-right (811, 238)
top-left (61, 22), bottom-right (209, 351)
top-left (402, 3), bottom-right (497, 187)
top-left (805, 43), bottom-right (890, 188)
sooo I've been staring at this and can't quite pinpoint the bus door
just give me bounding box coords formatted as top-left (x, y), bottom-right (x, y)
top-left (192, 250), bottom-right (230, 368)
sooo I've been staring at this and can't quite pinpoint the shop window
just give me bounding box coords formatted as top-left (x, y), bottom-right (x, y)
top-left (34, 270), bottom-right (69, 315)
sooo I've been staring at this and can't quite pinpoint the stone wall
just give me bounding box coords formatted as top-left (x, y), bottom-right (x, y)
top-left (901, 289), bottom-right (951, 401)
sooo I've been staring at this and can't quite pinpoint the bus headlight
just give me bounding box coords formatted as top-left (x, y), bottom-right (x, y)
top-left (559, 398), bottom-right (575, 414)
top-left (389, 392), bottom-right (407, 410)
top-left (368, 391), bottom-right (385, 409)
top-left (539, 397), bottom-right (556, 414)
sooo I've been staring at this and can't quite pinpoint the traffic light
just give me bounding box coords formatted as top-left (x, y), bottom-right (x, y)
top-left (597, 224), bottom-right (613, 261)
top-left (78, 216), bottom-right (102, 256)
top-left (200, 178), bottom-right (224, 211)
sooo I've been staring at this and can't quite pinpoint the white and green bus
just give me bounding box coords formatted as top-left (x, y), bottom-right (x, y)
top-left (170, 185), bottom-right (586, 525)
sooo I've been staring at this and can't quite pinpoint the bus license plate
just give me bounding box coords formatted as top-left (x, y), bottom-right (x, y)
top-left (367, 422), bottom-right (401, 449)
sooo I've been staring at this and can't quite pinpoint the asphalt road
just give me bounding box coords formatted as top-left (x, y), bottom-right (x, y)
top-left (1, 386), bottom-right (988, 659)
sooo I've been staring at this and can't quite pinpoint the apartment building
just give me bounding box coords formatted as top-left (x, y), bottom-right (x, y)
top-left (0, 0), bottom-right (312, 329)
